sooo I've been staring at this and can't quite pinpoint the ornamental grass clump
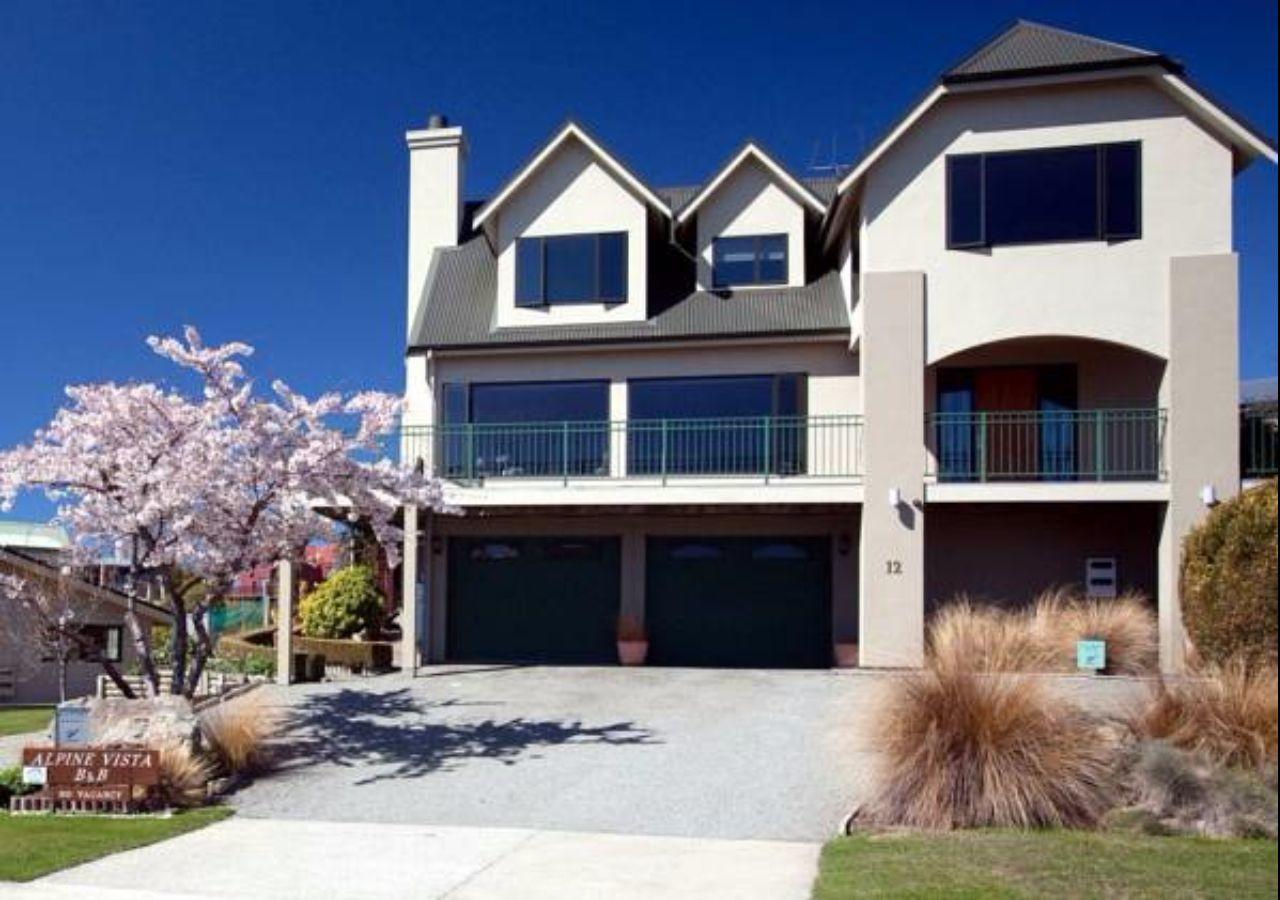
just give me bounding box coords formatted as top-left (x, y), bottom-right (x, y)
top-left (199, 692), bottom-right (278, 776)
top-left (1027, 588), bottom-right (1158, 675)
top-left (156, 743), bottom-right (214, 809)
top-left (1133, 659), bottom-right (1278, 771)
top-left (928, 598), bottom-right (1055, 673)
top-left (867, 664), bottom-right (1117, 829)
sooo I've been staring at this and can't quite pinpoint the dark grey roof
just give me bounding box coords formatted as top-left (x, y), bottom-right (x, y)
top-left (943, 20), bottom-right (1181, 83)
top-left (409, 237), bottom-right (849, 352)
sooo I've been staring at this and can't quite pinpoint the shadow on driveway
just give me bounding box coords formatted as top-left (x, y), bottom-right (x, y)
top-left (271, 686), bottom-right (656, 784)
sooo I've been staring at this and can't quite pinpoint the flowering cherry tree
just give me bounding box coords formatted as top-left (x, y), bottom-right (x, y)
top-left (0, 327), bottom-right (448, 699)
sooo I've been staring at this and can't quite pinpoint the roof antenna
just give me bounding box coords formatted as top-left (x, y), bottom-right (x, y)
top-left (808, 132), bottom-right (852, 178)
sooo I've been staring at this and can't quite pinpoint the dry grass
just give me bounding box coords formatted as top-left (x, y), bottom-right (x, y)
top-left (867, 666), bottom-right (1118, 829)
top-left (1134, 659), bottom-right (1278, 770)
top-left (1029, 589), bottom-right (1159, 675)
top-left (928, 589), bottom-right (1158, 675)
top-left (198, 691), bottom-right (278, 776)
top-left (155, 743), bottom-right (213, 809)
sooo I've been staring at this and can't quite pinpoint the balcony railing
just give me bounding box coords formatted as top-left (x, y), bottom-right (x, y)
top-left (927, 409), bottom-right (1167, 483)
top-left (1242, 407), bottom-right (1279, 478)
top-left (401, 415), bottom-right (864, 484)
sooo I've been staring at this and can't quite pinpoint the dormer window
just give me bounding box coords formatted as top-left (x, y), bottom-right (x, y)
top-left (711, 234), bottom-right (788, 288)
top-left (516, 232), bottom-right (628, 306)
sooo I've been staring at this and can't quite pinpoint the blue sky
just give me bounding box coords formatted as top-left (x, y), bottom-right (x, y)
top-left (1, 0), bottom-right (1276, 522)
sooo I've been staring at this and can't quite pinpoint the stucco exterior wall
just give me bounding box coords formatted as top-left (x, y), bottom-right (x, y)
top-left (926, 502), bottom-right (1162, 611)
top-left (494, 139), bottom-right (650, 327)
top-left (858, 79), bottom-right (1234, 363)
top-left (694, 158), bottom-right (807, 289)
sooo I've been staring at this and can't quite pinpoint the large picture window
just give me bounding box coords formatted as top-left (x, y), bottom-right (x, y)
top-left (711, 235), bottom-right (788, 287)
top-left (438, 380), bottom-right (609, 478)
top-left (628, 373), bottom-right (806, 475)
top-left (516, 232), bottom-right (627, 306)
top-left (946, 142), bottom-right (1142, 248)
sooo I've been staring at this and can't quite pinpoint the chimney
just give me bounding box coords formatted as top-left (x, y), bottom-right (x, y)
top-left (405, 113), bottom-right (467, 336)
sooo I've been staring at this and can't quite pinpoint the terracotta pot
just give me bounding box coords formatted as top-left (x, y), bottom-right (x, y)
top-left (833, 642), bottom-right (860, 669)
top-left (618, 639), bottom-right (649, 666)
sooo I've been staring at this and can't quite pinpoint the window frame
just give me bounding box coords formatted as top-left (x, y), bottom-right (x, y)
top-left (945, 141), bottom-right (1142, 250)
top-left (711, 234), bottom-right (789, 288)
top-left (515, 231), bottom-right (628, 307)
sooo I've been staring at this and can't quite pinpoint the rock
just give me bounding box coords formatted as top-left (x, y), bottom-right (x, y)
top-left (71, 695), bottom-right (201, 749)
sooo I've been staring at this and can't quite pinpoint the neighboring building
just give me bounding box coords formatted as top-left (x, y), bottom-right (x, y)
top-left (1241, 377), bottom-right (1278, 481)
top-left (0, 536), bottom-right (170, 703)
top-left (396, 21), bottom-right (1277, 672)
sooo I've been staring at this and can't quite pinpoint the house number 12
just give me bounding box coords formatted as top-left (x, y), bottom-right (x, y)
top-left (885, 560), bottom-right (903, 575)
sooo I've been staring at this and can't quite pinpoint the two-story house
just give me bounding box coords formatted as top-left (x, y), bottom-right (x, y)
top-left (396, 21), bottom-right (1276, 673)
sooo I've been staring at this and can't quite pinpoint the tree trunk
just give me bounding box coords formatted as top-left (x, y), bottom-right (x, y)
top-left (184, 606), bottom-right (214, 698)
top-left (99, 656), bottom-right (137, 700)
top-left (123, 601), bottom-right (161, 697)
top-left (170, 593), bottom-right (188, 696)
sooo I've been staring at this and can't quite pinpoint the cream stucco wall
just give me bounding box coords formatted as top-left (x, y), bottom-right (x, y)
top-left (494, 139), bottom-right (650, 327)
top-left (857, 78), bottom-right (1235, 363)
top-left (693, 158), bottom-right (807, 289)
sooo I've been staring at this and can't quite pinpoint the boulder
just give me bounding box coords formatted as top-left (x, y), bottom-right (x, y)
top-left (71, 695), bottom-right (201, 749)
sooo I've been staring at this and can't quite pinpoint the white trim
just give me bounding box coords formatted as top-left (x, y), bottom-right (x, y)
top-left (925, 481), bottom-right (1170, 504)
top-left (676, 143), bottom-right (826, 223)
top-left (1162, 74), bottom-right (1278, 164)
top-left (472, 123), bottom-right (672, 229)
top-left (835, 85), bottom-right (948, 198)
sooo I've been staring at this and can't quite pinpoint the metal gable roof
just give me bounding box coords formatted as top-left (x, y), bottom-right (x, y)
top-left (409, 236), bottom-right (849, 352)
top-left (943, 20), bottom-right (1179, 83)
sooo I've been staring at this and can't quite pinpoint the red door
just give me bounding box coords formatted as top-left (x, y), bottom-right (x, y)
top-left (975, 368), bottom-right (1038, 477)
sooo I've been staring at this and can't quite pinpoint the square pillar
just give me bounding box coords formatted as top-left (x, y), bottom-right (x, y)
top-left (620, 529), bottom-right (645, 625)
top-left (1159, 254), bottom-right (1240, 672)
top-left (859, 271), bottom-right (927, 668)
top-left (401, 504), bottom-right (421, 675)
top-left (275, 559), bottom-right (295, 685)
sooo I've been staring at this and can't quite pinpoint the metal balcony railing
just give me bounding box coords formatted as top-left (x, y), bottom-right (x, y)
top-left (400, 416), bottom-right (864, 484)
top-left (1242, 407), bottom-right (1279, 478)
top-left (926, 409), bottom-right (1167, 483)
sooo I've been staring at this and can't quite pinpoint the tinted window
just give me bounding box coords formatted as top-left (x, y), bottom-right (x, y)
top-left (986, 146), bottom-right (1099, 245)
top-left (514, 232), bottom-right (627, 305)
top-left (712, 234), bottom-right (788, 287)
top-left (946, 142), bottom-right (1141, 248)
top-left (470, 381), bottom-right (608, 424)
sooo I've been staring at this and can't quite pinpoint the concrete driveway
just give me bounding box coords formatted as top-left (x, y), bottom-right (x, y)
top-left (231, 666), bottom-right (877, 842)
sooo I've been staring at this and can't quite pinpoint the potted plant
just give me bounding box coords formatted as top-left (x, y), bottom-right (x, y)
top-left (617, 614), bottom-right (649, 666)
top-left (833, 639), bottom-right (859, 669)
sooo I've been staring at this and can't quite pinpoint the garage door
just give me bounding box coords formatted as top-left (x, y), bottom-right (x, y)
top-left (646, 536), bottom-right (831, 669)
top-left (447, 536), bottom-right (620, 664)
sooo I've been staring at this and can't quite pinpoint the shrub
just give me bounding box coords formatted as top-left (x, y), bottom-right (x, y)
top-left (199, 691), bottom-right (277, 776)
top-left (1181, 479), bottom-right (1278, 666)
top-left (298, 565), bottom-right (384, 639)
top-left (1133, 659), bottom-right (1278, 770)
top-left (0, 765), bottom-right (38, 806)
top-left (1028, 589), bottom-right (1158, 675)
top-left (928, 599), bottom-right (1055, 673)
top-left (156, 743), bottom-right (213, 808)
top-left (866, 666), bottom-right (1117, 829)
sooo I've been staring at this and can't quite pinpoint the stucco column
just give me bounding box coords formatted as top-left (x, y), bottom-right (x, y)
top-left (401, 504), bottom-right (421, 675)
top-left (859, 272), bottom-right (927, 668)
top-left (275, 559), bottom-right (295, 685)
top-left (1158, 254), bottom-right (1240, 673)
top-left (609, 379), bottom-right (628, 478)
top-left (620, 528), bottom-right (645, 626)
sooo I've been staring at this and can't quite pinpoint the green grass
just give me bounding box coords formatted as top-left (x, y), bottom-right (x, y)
top-left (815, 830), bottom-right (1279, 900)
top-left (0, 705), bottom-right (53, 737)
top-left (0, 807), bottom-right (232, 882)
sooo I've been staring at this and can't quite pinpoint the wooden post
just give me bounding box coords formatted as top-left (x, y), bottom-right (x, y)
top-left (275, 559), bottom-right (295, 685)
top-left (401, 504), bottom-right (420, 676)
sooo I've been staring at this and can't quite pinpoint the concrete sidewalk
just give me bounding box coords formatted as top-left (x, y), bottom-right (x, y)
top-left (1, 817), bottom-right (820, 900)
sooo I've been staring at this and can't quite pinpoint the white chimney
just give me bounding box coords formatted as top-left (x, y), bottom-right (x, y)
top-left (405, 114), bottom-right (466, 337)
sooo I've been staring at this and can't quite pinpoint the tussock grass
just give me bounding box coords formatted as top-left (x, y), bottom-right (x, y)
top-left (867, 666), bottom-right (1117, 829)
top-left (198, 691), bottom-right (278, 776)
top-left (156, 743), bottom-right (213, 809)
top-left (1134, 659), bottom-right (1278, 771)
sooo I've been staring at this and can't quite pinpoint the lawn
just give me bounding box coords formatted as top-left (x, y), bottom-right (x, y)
top-left (0, 705), bottom-right (52, 737)
top-left (815, 830), bottom-right (1278, 900)
top-left (0, 807), bottom-right (232, 882)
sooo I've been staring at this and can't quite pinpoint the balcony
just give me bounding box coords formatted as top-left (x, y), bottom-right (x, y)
top-left (1242, 407), bottom-right (1278, 479)
top-left (401, 416), bottom-right (864, 486)
top-left (926, 409), bottom-right (1167, 483)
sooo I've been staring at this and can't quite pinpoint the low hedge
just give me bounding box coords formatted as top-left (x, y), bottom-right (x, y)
top-left (218, 627), bottom-right (392, 674)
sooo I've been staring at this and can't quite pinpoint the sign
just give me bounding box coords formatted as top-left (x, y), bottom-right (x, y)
top-left (54, 705), bottom-right (91, 746)
top-left (1077, 639), bottom-right (1107, 672)
top-left (47, 785), bottom-right (133, 803)
top-left (21, 747), bottom-right (160, 788)
top-left (21, 766), bottom-right (47, 786)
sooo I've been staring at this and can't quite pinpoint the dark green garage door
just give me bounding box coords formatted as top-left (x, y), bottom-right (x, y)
top-left (646, 536), bottom-right (831, 669)
top-left (447, 536), bottom-right (620, 664)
